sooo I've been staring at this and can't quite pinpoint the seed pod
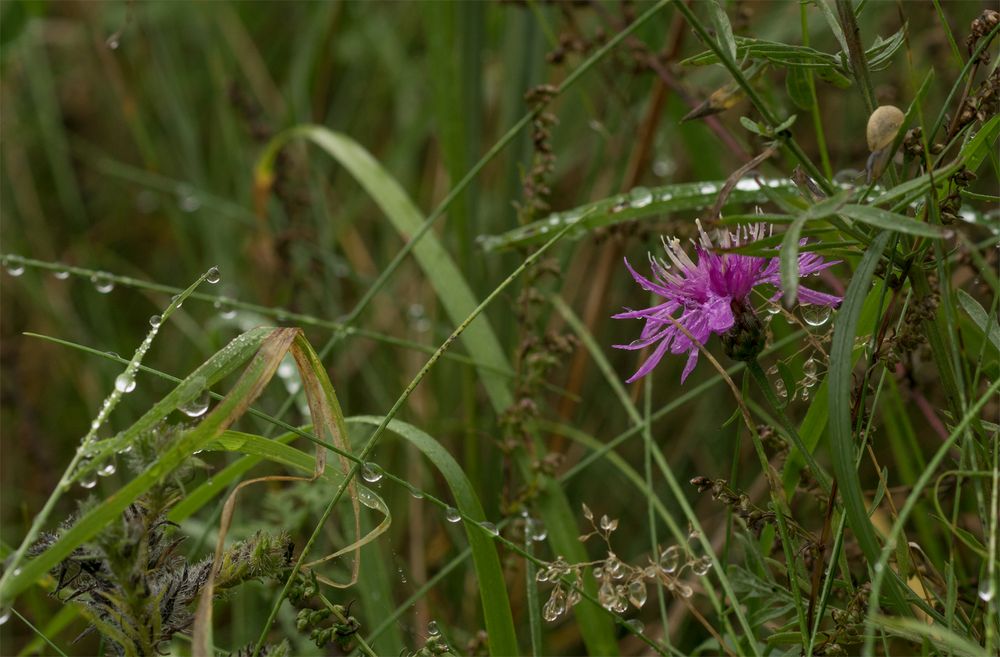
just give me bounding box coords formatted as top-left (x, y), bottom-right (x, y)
top-left (866, 105), bottom-right (905, 152)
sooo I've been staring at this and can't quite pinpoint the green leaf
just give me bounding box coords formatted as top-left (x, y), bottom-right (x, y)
top-left (780, 190), bottom-right (851, 306)
top-left (740, 115), bottom-right (770, 137)
top-left (0, 328), bottom-right (277, 604)
top-left (827, 231), bottom-right (911, 615)
top-left (957, 289), bottom-right (1000, 350)
top-left (348, 416), bottom-right (519, 657)
top-left (961, 114), bottom-right (1000, 173)
top-left (873, 616), bottom-right (985, 657)
top-left (708, 0), bottom-right (737, 63)
top-left (256, 126), bottom-right (513, 412)
top-left (839, 204), bottom-right (950, 237)
top-left (786, 67), bottom-right (815, 110)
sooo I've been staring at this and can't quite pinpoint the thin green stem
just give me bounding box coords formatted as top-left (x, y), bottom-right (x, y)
top-left (747, 361), bottom-right (832, 495)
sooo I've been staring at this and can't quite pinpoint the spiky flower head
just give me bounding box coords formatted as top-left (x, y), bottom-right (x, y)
top-left (613, 222), bottom-right (841, 383)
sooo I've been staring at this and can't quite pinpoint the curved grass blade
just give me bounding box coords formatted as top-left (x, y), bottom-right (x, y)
top-left (478, 179), bottom-right (797, 252)
top-left (0, 327), bottom-right (276, 605)
top-left (255, 126), bottom-right (514, 411)
top-left (827, 231), bottom-right (911, 615)
top-left (348, 416), bottom-right (519, 657)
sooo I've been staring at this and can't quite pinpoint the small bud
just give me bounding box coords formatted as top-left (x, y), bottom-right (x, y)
top-left (721, 300), bottom-right (766, 363)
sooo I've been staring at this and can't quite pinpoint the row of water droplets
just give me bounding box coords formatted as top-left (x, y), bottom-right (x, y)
top-left (71, 267), bottom-right (221, 489)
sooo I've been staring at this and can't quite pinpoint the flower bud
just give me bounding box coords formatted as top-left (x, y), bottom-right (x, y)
top-left (721, 300), bottom-right (766, 362)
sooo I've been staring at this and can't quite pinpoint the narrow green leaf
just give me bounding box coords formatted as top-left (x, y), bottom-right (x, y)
top-left (709, 0), bottom-right (738, 62)
top-left (960, 114), bottom-right (1000, 173)
top-left (256, 126), bottom-right (514, 411)
top-left (780, 190), bottom-right (850, 305)
top-left (957, 289), bottom-right (1000, 351)
top-left (786, 67), bottom-right (816, 110)
top-left (349, 416), bottom-right (519, 657)
top-left (827, 230), bottom-right (911, 615)
top-left (873, 616), bottom-right (985, 657)
top-left (839, 204), bottom-right (950, 237)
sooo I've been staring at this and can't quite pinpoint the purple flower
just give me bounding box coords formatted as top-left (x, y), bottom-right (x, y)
top-left (613, 222), bottom-right (841, 383)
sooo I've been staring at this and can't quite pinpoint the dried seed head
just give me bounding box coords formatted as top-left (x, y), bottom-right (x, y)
top-left (866, 105), bottom-right (905, 152)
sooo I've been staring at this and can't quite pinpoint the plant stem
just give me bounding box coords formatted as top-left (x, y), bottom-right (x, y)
top-left (747, 361), bottom-right (832, 495)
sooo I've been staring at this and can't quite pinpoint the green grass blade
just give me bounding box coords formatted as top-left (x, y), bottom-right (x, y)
top-left (348, 416), bottom-right (519, 657)
top-left (255, 126), bottom-right (514, 411)
top-left (827, 230), bottom-right (911, 615)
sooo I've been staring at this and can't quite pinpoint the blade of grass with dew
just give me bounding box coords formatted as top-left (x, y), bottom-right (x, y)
top-left (348, 416), bottom-right (518, 657)
top-left (780, 190), bottom-right (852, 306)
top-left (0, 327), bottom-right (279, 605)
top-left (254, 126), bottom-right (514, 411)
top-left (827, 230), bottom-right (912, 616)
top-left (0, 269), bottom-right (226, 607)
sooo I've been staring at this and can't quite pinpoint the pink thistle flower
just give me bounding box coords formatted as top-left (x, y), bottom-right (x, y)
top-left (613, 222), bottom-right (841, 383)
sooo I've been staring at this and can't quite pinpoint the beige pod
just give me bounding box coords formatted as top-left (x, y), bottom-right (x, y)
top-left (866, 105), bottom-right (905, 152)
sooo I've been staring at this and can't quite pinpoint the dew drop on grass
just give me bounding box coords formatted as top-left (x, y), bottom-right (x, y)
top-left (91, 273), bottom-right (114, 294)
top-left (149, 314), bottom-right (162, 328)
top-left (176, 185), bottom-right (202, 212)
top-left (114, 373), bottom-right (136, 394)
top-left (528, 517), bottom-right (547, 542)
top-left (802, 304), bottom-right (832, 327)
top-left (628, 186), bottom-right (653, 208)
top-left (205, 266), bottom-right (221, 284)
top-left (79, 474), bottom-right (97, 489)
top-left (427, 621), bottom-right (440, 637)
top-left (692, 555), bottom-right (713, 576)
top-left (106, 35), bottom-right (120, 49)
top-left (480, 521), bottom-right (499, 536)
top-left (361, 462), bottom-right (383, 483)
top-left (775, 378), bottom-right (788, 400)
top-left (659, 545), bottom-right (680, 573)
top-left (179, 391), bottom-right (210, 418)
top-left (627, 580), bottom-right (647, 608)
top-left (218, 303), bottom-right (237, 320)
top-left (97, 460), bottom-right (117, 477)
top-left (54, 269), bottom-right (70, 280)
top-left (4, 262), bottom-right (24, 277)
top-left (409, 486), bottom-right (424, 500)
top-left (445, 507), bottom-right (461, 523)
top-left (0, 607), bottom-right (10, 625)
top-left (765, 303), bottom-right (781, 315)
top-left (625, 618), bottom-right (644, 634)
top-left (979, 579), bottom-right (996, 602)
top-left (803, 357), bottom-right (818, 378)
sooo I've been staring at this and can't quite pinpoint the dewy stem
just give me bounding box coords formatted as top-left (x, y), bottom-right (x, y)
top-left (747, 360), bottom-right (832, 495)
top-left (251, 223), bottom-right (579, 656)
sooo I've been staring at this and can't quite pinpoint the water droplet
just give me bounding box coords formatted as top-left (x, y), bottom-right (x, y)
top-left (361, 462), bottom-right (383, 483)
top-left (802, 304), bottom-right (832, 327)
top-left (358, 488), bottom-right (379, 509)
top-left (979, 579), bottom-right (995, 602)
top-left (176, 184), bottom-right (202, 212)
top-left (627, 580), bottom-right (647, 608)
top-left (803, 357), bottom-right (818, 378)
top-left (106, 35), bottom-right (120, 49)
top-left (215, 298), bottom-right (237, 319)
top-left (628, 186), bottom-right (653, 208)
top-left (409, 486), bottom-right (424, 500)
top-left (97, 460), bottom-right (117, 477)
top-left (170, 294), bottom-right (183, 308)
top-left (0, 607), bottom-right (9, 625)
top-left (610, 196), bottom-right (630, 213)
top-left (765, 303), bottom-right (781, 315)
top-left (543, 588), bottom-right (567, 622)
top-left (53, 268), bottom-right (70, 280)
top-left (445, 507), bottom-right (461, 523)
top-left (179, 391), bottom-right (210, 418)
top-left (652, 157), bottom-right (674, 177)
top-left (676, 583), bottom-right (693, 598)
top-left (91, 273), bottom-right (115, 294)
top-left (5, 261), bottom-right (24, 277)
top-left (114, 373), bottom-right (136, 394)
top-left (480, 521), bottom-right (499, 536)
top-left (80, 474), bottom-right (97, 489)
top-left (205, 266), bottom-right (221, 284)
top-left (775, 378), bottom-right (788, 400)
top-left (692, 555), bottom-right (713, 576)
top-left (528, 517), bottom-right (548, 542)
top-left (659, 546), bottom-right (681, 573)
top-left (625, 618), bottom-right (644, 634)
top-left (699, 183), bottom-right (717, 195)
top-left (427, 621), bottom-right (440, 637)
top-left (149, 314), bottom-right (162, 328)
